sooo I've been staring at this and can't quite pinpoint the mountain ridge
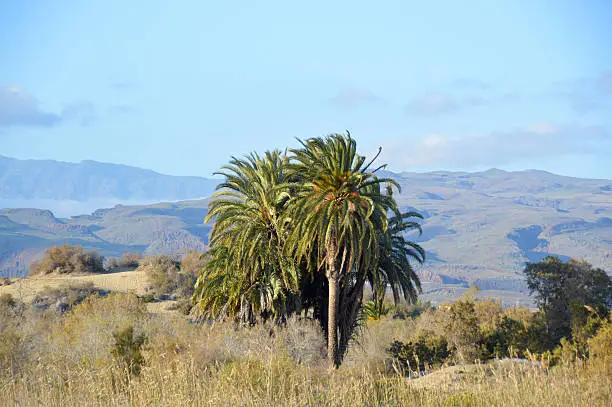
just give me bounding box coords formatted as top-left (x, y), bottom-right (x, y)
top-left (1, 156), bottom-right (611, 307)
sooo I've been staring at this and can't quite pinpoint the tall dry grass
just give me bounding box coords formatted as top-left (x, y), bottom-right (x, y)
top-left (1, 293), bottom-right (610, 406)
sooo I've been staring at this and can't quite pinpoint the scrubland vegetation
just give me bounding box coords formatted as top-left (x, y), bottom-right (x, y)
top-left (1, 133), bottom-right (611, 405)
top-left (1, 289), bottom-right (610, 406)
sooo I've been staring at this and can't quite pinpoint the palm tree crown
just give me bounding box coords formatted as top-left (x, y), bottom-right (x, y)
top-left (193, 150), bottom-right (297, 322)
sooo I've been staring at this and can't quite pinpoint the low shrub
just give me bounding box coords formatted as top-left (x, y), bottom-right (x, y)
top-left (587, 317), bottom-right (611, 360)
top-left (31, 282), bottom-right (101, 313)
top-left (180, 250), bottom-right (208, 277)
top-left (140, 255), bottom-right (196, 299)
top-left (0, 292), bottom-right (17, 308)
top-left (361, 300), bottom-right (392, 321)
top-left (111, 325), bottom-right (147, 377)
top-left (29, 244), bottom-right (105, 275)
top-left (388, 330), bottom-right (450, 374)
top-left (168, 298), bottom-right (193, 315)
top-left (105, 256), bottom-right (120, 270)
top-left (119, 252), bottom-right (142, 268)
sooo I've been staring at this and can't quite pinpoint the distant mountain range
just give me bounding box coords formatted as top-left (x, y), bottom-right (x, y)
top-left (0, 155), bottom-right (218, 216)
top-left (1, 157), bottom-right (611, 306)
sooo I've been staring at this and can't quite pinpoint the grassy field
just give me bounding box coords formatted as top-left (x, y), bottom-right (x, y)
top-left (1, 289), bottom-right (610, 406)
top-left (0, 269), bottom-right (149, 302)
top-left (0, 270), bottom-right (183, 314)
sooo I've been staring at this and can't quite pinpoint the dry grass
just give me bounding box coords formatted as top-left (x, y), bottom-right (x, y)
top-left (0, 269), bottom-right (149, 303)
top-left (1, 292), bottom-right (610, 406)
top-left (2, 348), bottom-right (609, 406)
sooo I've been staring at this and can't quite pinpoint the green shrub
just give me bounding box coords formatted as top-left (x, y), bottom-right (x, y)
top-left (482, 314), bottom-right (548, 358)
top-left (438, 299), bottom-right (486, 363)
top-left (140, 255), bottom-right (181, 297)
top-left (361, 300), bottom-right (391, 321)
top-left (140, 293), bottom-right (155, 303)
top-left (0, 293), bottom-right (16, 308)
top-left (140, 255), bottom-right (196, 299)
top-left (111, 326), bottom-right (147, 376)
top-left (587, 317), bottom-right (611, 360)
top-left (388, 330), bottom-right (450, 374)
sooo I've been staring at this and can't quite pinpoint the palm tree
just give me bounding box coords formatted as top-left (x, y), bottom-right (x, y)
top-left (369, 212), bottom-right (425, 314)
top-left (193, 150), bottom-right (298, 323)
top-left (287, 132), bottom-right (398, 366)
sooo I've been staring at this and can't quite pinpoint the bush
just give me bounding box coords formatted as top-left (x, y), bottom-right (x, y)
top-left (29, 244), bottom-right (105, 275)
top-left (119, 252), bottom-right (142, 268)
top-left (0, 293), bottom-right (16, 308)
top-left (140, 293), bottom-right (155, 303)
top-left (438, 299), bottom-right (486, 363)
top-left (105, 256), bottom-right (120, 270)
top-left (361, 300), bottom-right (391, 321)
top-left (31, 282), bottom-right (101, 313)
top-left (57, 293), bottom-right (148, 368)
top-left (180, 250), bottom-right (208, 277)
top-left (0, 295), bottom-right (27, 375)
top-left (169, 298), bottom-right (193, 315)
top-left (111, 326), bottom-right (147, 377)
top-left (140, 255), bottom-right (196, 299)
top-left (587, 317), bottom-right (612, 360)
top-left (139, 255), bottom-right (180, 297)
top-left (388, 330), bottom-right (450, 374)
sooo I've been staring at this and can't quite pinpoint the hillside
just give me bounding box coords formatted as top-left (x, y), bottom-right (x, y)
top-left (1, 168), bottom-right (611, 306)
top-left (0, 155), bottom-right (218, 215)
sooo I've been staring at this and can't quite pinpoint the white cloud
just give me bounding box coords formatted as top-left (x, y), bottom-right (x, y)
top-left (381, 124), bottom-right (610, 168)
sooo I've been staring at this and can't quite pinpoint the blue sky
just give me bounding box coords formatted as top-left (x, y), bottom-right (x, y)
top-left (1, 0), bottom-right (611, 178)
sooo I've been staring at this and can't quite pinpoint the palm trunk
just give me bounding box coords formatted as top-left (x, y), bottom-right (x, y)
top-left (326, 238), bottom-right (340, 368)
top-left (327, 272), bottom-right (339, 367)
top-left (392, 283), bottom-right (401, 307)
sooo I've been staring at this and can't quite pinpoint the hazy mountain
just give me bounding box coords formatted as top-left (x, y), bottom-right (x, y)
top-left (0, 155), bottom-right (218, 216)
top-left (1, 164), bottom-right (611, 306)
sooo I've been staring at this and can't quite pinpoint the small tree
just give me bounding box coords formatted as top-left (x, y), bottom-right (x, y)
top-left (524, 256), bottom-right (611, 344)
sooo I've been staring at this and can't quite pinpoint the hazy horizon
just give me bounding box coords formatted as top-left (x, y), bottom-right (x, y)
top-left (1, 1), bottom-right (611, 179)
top-left (2, 152), bottom-right (612, 181)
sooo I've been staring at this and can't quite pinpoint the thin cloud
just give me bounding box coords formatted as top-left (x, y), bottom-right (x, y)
top-left (329, 87), bottom-right (382, 107)
top-left (383, 124), bottom-right (610, 168)
top-left (404, 93), bottom-right (486, 116)
top-left (0, 86), bottom-right (61, 127)
top-left (597, 71), bottom-right (612, 93)
top-left (554, 71), bottom-right (612, 114)
top-left (62, 101), bottom-right (96, 125)
top-left (0, 86), bottom-right (95, 128)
